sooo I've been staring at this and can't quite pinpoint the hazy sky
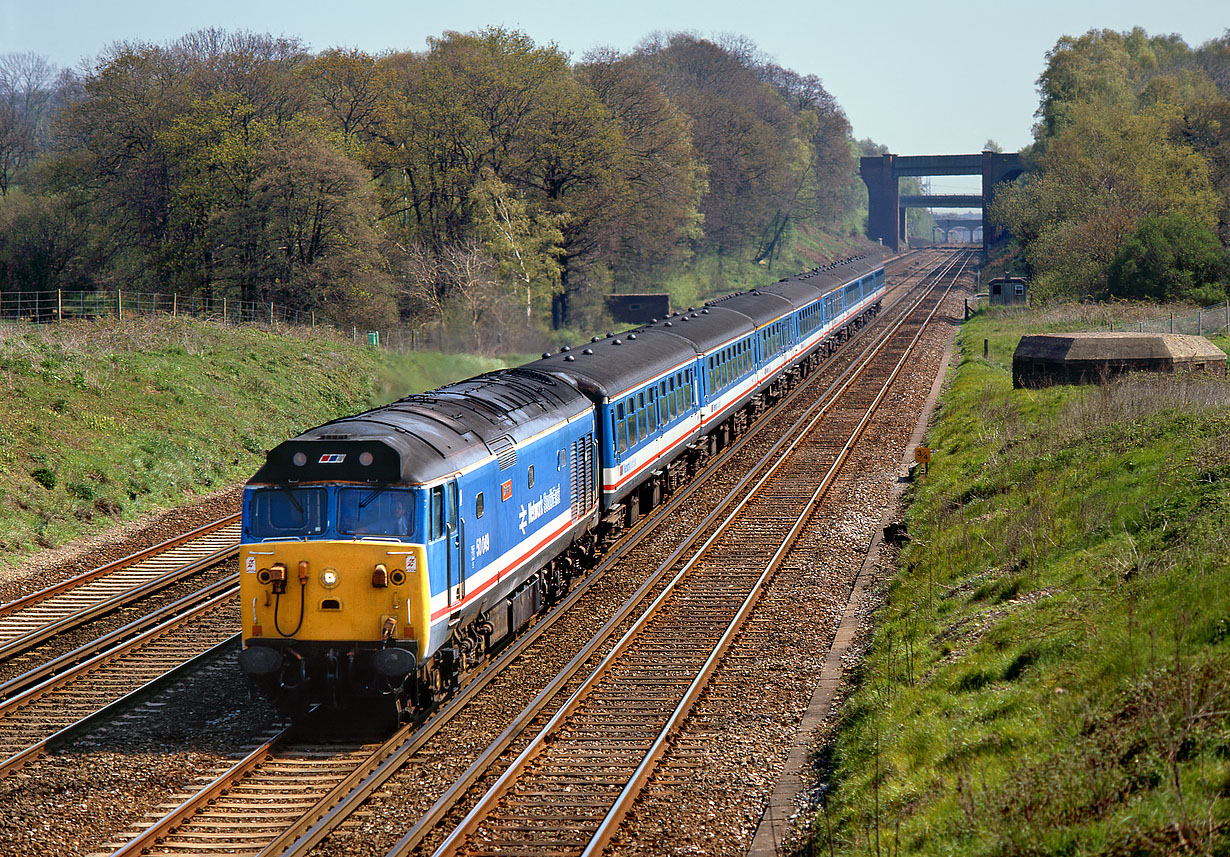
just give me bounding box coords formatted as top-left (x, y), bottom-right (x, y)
top-left (2, 0), bottom-right (1225, 195)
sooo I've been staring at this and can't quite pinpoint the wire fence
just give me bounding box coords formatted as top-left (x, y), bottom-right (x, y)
top-left (1105, 300), bottom-right (1230, 337)
top-left (0, 288), bottom-right (440, 352)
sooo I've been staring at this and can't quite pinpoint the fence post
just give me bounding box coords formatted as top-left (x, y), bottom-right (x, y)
top-left (1170, 312), bottom-right (1174, 334)
top-left (352, 326), bottom-right (356, 342)
top-left (1198, 309), bottom-right (1202, 336)
top-left (223, 297), bottom-right (227, 324)
top-left (270, 302), bottom-right (275, 325)
top-left (311, 310), bottom-right (315, 328)
top-left (173, 293), bottom-right (177, 317)
top-left (118, 289), bottom-right (122, 323)
top-left (57, 289), bottom-right (62, 322)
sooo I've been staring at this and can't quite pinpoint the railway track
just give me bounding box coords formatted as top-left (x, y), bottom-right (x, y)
top-left (423, 252), bottom-right (971, 857)
top-left (85, 249), bottom-right (968, 857)
top-left (0, 518), bottom-right (245, 776)
top-left (0, 516), bottom-right (239, 670)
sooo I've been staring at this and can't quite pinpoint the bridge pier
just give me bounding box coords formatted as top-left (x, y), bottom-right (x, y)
top-left (860, 151), bottom-right (1023, 254)
top-left (859, 154), bottom-right (900, 251)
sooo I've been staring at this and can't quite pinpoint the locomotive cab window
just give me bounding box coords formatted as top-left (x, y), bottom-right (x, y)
top-left (339, 487), bottom-right (414, 538)
top-left (528, 465), bottom-right (535, 489)
top-left (248, 487), bottom-right (327, 539)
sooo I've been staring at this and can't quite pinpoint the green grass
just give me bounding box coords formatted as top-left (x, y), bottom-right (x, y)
top-left (813, 304), bottom-right (1230, 856)
top-left (656, 223), bottom-right (874, 309)
top-left (0, 316), bottom-right (516, 571)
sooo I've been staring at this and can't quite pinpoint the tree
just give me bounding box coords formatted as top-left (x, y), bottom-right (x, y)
top-left (470, 168), bottom-right (563, 324)
top-left (576, 51), bottom-right (705, 287)
top-left (1107, 212), bottom-right (1229, 302)
top-left (994, 101), bottom-right (1220, 300)
top-left (0, 52), bottom-right (57, 196)
top-left (374, 28), bottom-right (637, 327)
top-left (0, 191), bottom-right (92, 293)
top-left (253, 128), bottom-right (393, 325)
top-left (632, 34), bottom-right (800, 256)
top-left (300, 48), bottom-right (392, 150)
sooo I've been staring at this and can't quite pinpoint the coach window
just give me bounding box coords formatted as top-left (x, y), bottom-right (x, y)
top-left (615, 403), bottom-right (626, 453)
top-left (626, 396), bottom-right (636, 443)
top-left (475, 492), bottom-right (484, 519)
top-left (528, 465), bottom-right (535, 489)
top-left (637, 392), bottom-right (648, 438)
top-left (648, 389), bottom-right (658, 432)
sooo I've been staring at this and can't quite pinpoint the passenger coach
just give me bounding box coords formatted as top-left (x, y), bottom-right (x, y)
top-left (238, 252), bottom-right (885, 721)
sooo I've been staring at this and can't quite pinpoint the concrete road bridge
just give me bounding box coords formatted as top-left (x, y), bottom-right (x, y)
top-left (859, 151), bottom-right (1024, 252)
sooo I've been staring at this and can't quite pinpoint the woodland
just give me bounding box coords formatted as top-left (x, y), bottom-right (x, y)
top-left (993, 28), bottom-right (1230, 304)
top-left (0, 29), bottom-right (874, 350)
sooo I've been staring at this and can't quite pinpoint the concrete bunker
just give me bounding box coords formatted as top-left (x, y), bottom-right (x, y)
top-left (1012, 332), bottom-right (1227, 388)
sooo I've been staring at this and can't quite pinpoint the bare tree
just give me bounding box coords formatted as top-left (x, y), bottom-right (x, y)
top-left (0, 52), bottom-right (56, 195)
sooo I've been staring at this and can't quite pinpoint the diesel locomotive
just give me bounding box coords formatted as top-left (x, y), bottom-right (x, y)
top-left (237, 252), bottom-right (886, 720)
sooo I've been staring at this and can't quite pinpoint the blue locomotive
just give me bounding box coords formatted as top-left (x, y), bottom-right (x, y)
top-left (237, 253), bottom-right (886, 718)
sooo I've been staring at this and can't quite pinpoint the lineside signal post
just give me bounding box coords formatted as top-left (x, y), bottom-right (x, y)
top-left (914, 445), bottom-right (931, 475)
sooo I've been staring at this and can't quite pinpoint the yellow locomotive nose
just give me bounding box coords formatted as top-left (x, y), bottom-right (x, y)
top-left (240, 541), bottom-right (429, 646)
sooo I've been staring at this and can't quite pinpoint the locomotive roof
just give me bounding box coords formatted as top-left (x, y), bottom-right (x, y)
top-left (251, 368), bottom-right (591, 486)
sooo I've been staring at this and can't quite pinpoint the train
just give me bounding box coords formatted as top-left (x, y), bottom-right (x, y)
top-left (236, 252), bottom-right (887, 721)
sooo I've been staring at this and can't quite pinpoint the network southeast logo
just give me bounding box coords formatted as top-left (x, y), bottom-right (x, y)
top-left (319, 454), bottom-right (347, 464)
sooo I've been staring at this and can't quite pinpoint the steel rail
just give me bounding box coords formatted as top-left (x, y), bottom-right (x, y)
top-left (0, 624), bottom-right (242, 778)
top-left (0, 573), bottom-right (238, 703)
top-left (582, 251), bottom-right (972, 856)
top-left (107, 724), bottom-right (295, 857)
top-left (107, 250), bottom-right (960, 857)
top-left (0, 532), bottom-right (239, 663)
top-left (262, 250), bottom-right (961, 857)
top-left (265, 249), bottom-right (966, 857)
top-left (425, 253), bottom-right (970, 856)
top-left (0, 513), bottom-right (239, 618)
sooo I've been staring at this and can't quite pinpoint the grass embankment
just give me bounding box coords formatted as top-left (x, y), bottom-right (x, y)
top-left (815, 305), bottom-right (1230, 855)
top-left (0, 317), bottom-right (515, 572)
top-left (657, 224), bottom-right (874, 310)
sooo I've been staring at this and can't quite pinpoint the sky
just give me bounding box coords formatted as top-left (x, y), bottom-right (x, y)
top-left (2, 0), bottom-right (1226, 198)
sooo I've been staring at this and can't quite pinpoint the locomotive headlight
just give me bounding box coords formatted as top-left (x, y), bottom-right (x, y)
top-left (321, 568), bottom-right (339, 588)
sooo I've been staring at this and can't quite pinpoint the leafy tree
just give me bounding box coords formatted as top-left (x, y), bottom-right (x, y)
top-left (0, 191), bottom-right (92, 293)
top-left (374, 28), bottom-right (637, 326)
top-left (1107, 212), bottom-right (1229, 302)
top-left (300, 48), bottom-right (392, 151)
top-left (470, 168), bottom-right (563, 324)
top-left (632, 34), bottom-right (800, 256)
top-left (252, 127), bottom-right (393, 325)
top-left (576, 50), bottom-right (705, 287)
top-left (994, 99), bottom-right (1220, 300)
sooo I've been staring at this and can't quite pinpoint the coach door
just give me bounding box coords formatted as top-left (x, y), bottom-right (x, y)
top-left (433, 480), bottom-right (463, 606)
